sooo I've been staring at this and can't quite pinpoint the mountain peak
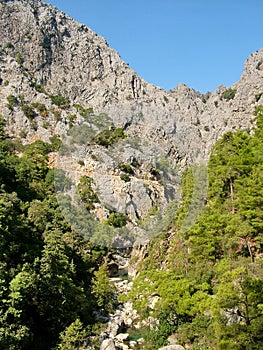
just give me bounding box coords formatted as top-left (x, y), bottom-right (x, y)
top-left (0, 0), bottom-right (262, 162)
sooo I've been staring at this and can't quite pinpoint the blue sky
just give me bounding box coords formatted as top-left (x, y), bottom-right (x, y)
top-left (45, 0), bottom-right (262, 94)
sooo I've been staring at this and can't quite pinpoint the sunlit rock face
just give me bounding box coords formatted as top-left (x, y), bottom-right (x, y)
top-left (0, 0), bottom-right (262, 242)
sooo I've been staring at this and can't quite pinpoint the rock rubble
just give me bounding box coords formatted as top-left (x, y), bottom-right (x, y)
top-left (99, 277), bottom-right (140, 350)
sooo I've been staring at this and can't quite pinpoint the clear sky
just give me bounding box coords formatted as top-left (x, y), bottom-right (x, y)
top-left (44, 0), bottom-right (262, 94)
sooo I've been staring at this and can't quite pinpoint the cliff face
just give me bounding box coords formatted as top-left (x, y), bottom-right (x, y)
top-left (0, 0), bottom-right (263, 242)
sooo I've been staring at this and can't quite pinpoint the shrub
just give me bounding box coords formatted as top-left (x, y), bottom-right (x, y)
top-left (21, 104), bottom-right (36, 120)
top-left (107, 212), bottom-right (128, 227)
top-left (49, 94), bottom-right (70, 109)
top-left (0, 115), bottom-right (6, 139)
top-left (77, 176), bottom-right (99, 211)
top-left (32, 102), bottom-right (47, 117)
top-left (194, 118), bottom-right (200, 126)
top-left (16, 53), bottom-right (24, 65)
top-left (119, 163), bottom-right (134, 175)
top-left (19, 128), bottom-right (27, 138)
top-left (120, 173), bottom-right (130, 182)
top-left (49, 135), bottom-right (62, 151)
top-left (68, 114), bottom-right (76, 128)
top-left (5, 42), bottom-right (13, 49)
top-left (131, 158), bottom-right (141, 168)
top-left (30, 119), bottom-right (38, 130)
top-left (33, 83), bottom-right (45, 93)
top-left (68, 114), bottom-right (76, 123)
top-left (6, 95), bottom-right (19, 110)
top-left (221, 88), bottom-right (237, 101)
top-left (52, 109), bottom-right (61, 121)
top-left (93, 127), bottom-right (126, 147)
top-left (150, 167), bottom-right (160, 179)
top-left (254, 105), bottom-right (263, 116)
top-left (79, 107), bottom-right (93, 119)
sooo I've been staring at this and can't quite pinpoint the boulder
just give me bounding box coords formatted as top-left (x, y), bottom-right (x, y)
top-left (100, 338), bottom-right (116, 350)
top-left (129, 340), bottom-right (137, 348)
top-left (115, 333), bottom-right (129, 342)
top-left (158, 345), bottom-right (185, 350)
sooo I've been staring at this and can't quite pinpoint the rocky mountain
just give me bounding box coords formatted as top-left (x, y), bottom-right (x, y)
top-left (0, 0), bottom-right (263, 245)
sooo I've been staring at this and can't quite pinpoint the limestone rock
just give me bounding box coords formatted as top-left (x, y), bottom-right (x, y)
top-left (158, 345), bottom-right (185, 350)
top-left (115, 333), bottom-right (129, 342)
top-left (0, 0), bottom-right (262, 244)
top-left (100, 338), bottom-right (116, 350)
top-left (1, 0), bottom-right (262, 163)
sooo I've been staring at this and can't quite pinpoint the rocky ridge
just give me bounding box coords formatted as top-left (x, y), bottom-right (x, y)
top-left (1, 0), bottom-right (262, 154)
top-left (0, 0), bottom-right (263, 244)
top-left (1, 1), bottom-right (263, 349)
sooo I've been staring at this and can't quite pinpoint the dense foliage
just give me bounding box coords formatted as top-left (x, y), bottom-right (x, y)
top-left (129, 107), bottom-right (263, 349)
top-left (0, 124), bottom-right (112, 349)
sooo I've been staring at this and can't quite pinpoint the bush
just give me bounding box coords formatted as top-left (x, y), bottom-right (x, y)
top-left (5, 42), bottom-right (13, 49)
top-left (16, 53), bottom-right (24, 65)
top-left (0, 115), bottom-right (6, 139)
top-left (120, 173), bottom-right (130, 182)
top-left (19, 128), bottom-right (27, 139)
top-left (150, 167), bottom-right (160, 179)
top-left (107, 212), bottom-right (128, 227)
top-left (80, 107), bottom-right (93, 119)
top-left (6, 95), bottom-right (19, 110)
top-left (52, 109), bottom-right (61, 121)
top-left (21, 104), bottom-right (36, 120)
top-left (49, 94), bottom-right (70, 109)
top-left (221, 88), bottom-right (237, 101)
top-left (68, 114), bottom-right (76, 123)
top-left (32, 102), bottom-right (47, 117)
top-left (254, 105), bottom-right (263, 116)
top-left (33, 83), bottom-right (45, 94)
top-left (49, 135), bottom-right (62, 151)
top-left (77, 176), bottom-right (99, 210)
top-left (93, 127), bottom-right (126, 147)
top-left (119, 163), bottom-right (134, 175)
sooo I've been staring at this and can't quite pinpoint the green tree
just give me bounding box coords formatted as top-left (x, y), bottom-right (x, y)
top-left (92, 263), bottom-right (115, 312)
top-left (213, 266), bottom-right (263, 349)
top-left (57, 319), bottom-right (88, 350)
top-left (77, 175), bottom-right (99, 210)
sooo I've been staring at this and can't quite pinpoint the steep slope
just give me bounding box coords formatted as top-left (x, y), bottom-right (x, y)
top-left (0, 0), bottom-right (263, 243)
top-left (1, 1), bottom-right (263, 349)
top-left (0, 0), bottom-right (262, 160)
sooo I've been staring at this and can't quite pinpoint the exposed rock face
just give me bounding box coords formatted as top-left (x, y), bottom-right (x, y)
top-left (0, 0), bottom-right (263, 240)
top-left (1, 0), bottom-right (262, 151)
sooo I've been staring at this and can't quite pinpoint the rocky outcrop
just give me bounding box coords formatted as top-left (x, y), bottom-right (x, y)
top-left (1, 0), bottom-right (262, 160)
top-left (0, 0), bottom-right (263, 243)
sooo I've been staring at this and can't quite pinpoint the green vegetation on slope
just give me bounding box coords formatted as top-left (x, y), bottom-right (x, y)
top-left (129, 107), bottom-right (263, 349)
top-left (0, 128), bottom-right (114, 349)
